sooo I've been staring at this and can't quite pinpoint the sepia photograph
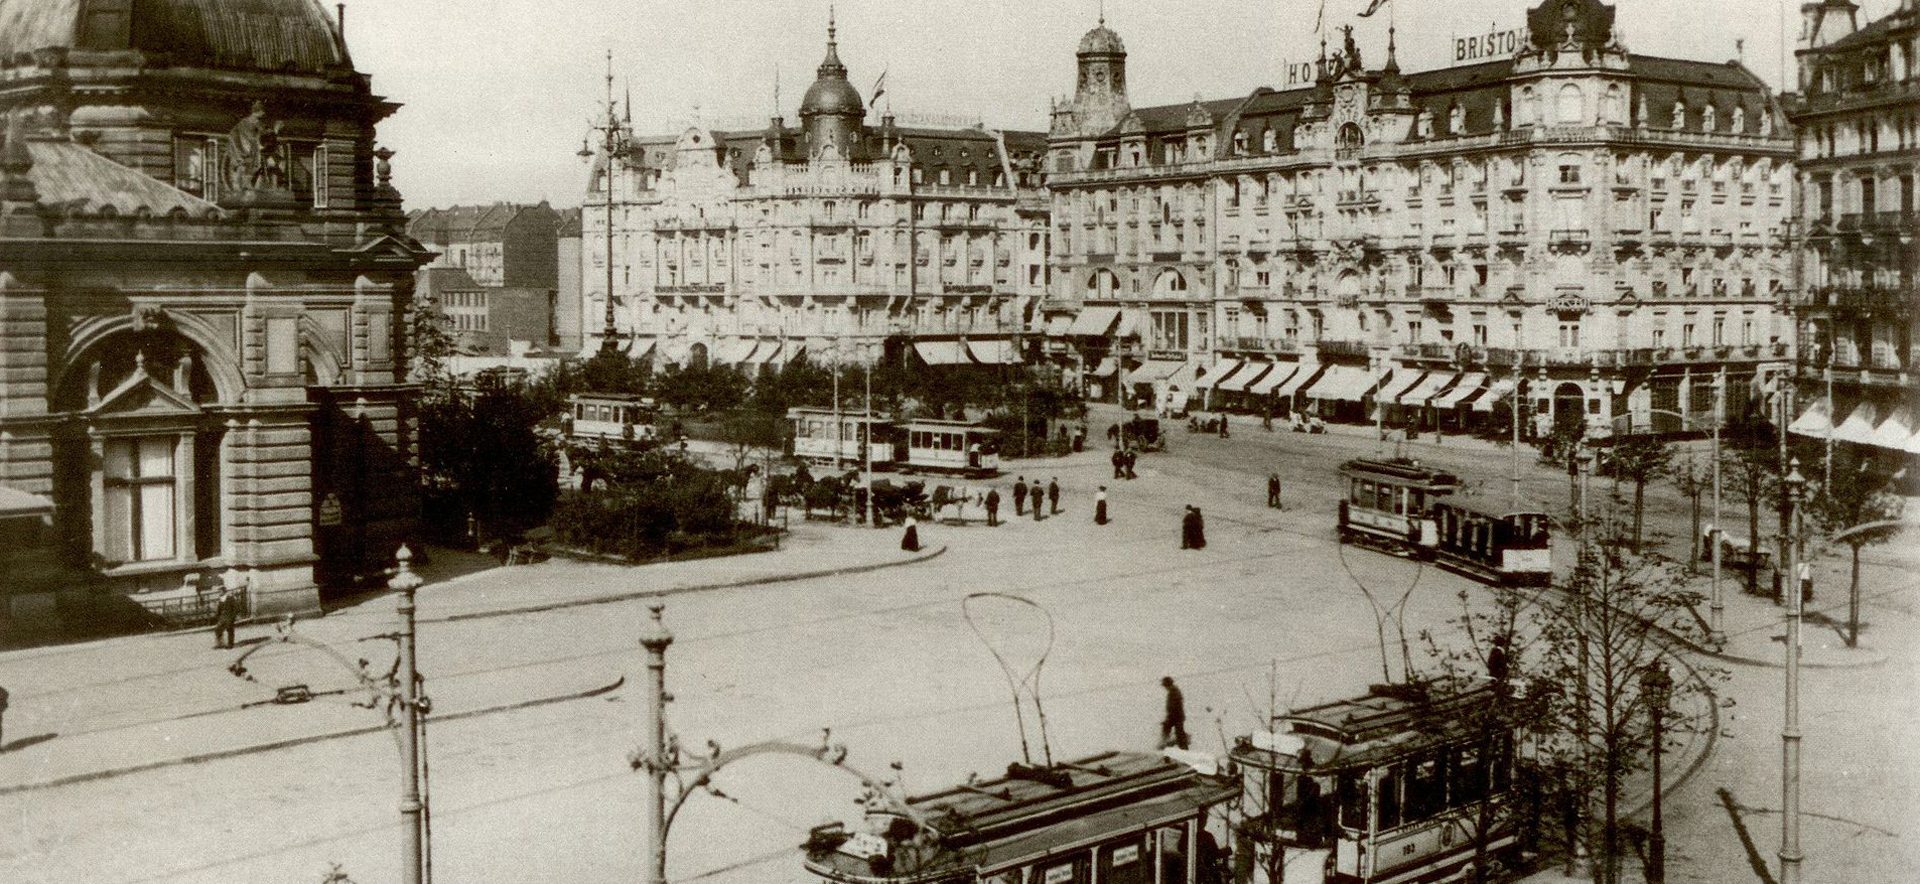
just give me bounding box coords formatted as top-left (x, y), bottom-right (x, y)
top-left (0, 1), bottom-right (1915, 883)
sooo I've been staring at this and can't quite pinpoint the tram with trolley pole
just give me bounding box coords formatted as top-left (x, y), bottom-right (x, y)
top-left (566, 393), bottom-right (661, 445)
top-left (1337, 458), bottom-right (1552, 587)
top-left (789, 407), bottom-right (898, 470)
top-left (803, 751), bottom-right (1237, 884)
top-left (1228, 683), bottom-right (1524, 884)
top-left (899, 419), bottom-right (1002, 477)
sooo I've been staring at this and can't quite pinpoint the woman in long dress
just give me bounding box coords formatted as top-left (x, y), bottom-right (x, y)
top-left (901, 516), bottom-right (920, 552)
top-left (1094, 487), bottom-right (1109, 525)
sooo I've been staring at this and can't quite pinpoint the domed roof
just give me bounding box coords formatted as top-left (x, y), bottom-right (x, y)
top-left (798, 17), bottom-right (862, 118)
top-left (0, 0), bottom-right (349, 73)
top-left (1078, 21), bottom-right (1125, 56)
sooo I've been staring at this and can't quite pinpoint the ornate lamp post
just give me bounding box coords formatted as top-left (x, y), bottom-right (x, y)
top-left (637, 603), bottom-right (675, 884)
top-left (1642, 662), bottom-right (1673, 884)
top-left (1778, 459), bottom-right (1806, 884)
top-left (579, 51), bottom-right (630, 356)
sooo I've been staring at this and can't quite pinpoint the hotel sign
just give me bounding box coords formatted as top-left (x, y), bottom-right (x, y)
top-left (1547, 292), bottom-right (1592, 314)
top-left (1455, 25), bottom-right (1531, 62)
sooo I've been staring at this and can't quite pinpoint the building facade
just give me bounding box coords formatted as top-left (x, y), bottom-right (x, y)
top-left (584, 16), bottom-right (1051, 369)
top-left (1787, 0), bottom-right (1919, 477)
top-left (1045, 0), bottom-right (1795, 438)
top-left (556, 207), bottom-right (584, 350)
top-left (0, 0), bottom-right (431, 624)
top-left (407, 202), bottom-right (562, 290)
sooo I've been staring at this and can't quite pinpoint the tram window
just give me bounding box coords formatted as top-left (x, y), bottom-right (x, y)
top-left (1376, 765), bottom-right (1402, 830)
top-left (1490, 735), bottom-right (1514, 793)
top-left (1349, 479), bottom-right (1363, 506)
top-left (1410, 490), bottom-right (1424, 514)
top-left (1404, 755), bottom-right (1446, 822)
top-left (1376, 484), bottom-right (1393, 513)
top-left (1151, 826), bottom-right (1188, 884)
top-left (1337, 772), bottom-right (1369, 831)
top-left (1455, 744), bottom-right (1488, 805)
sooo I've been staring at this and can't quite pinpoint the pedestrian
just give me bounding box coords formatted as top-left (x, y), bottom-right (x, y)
top-left (1218, 416), bottom-right (1230, 438)
top-left (1107, 422), bottom-right (1119, 444)
top-left (1032, 489), bottom-right (1045, 521)
top-left (1047, 478), bottom-right (1061, 515)
top-left (1180, 506), bottom-right (1197, 550)
top-left (1192, 507), bottom-right (1207, 549)
top-left (1013, 477), bottom-right (1028, 516)
top-left (901, 516), bottom-right (920, 552)
top-left (212, 586), bottom-right (237, 650)
top-left (1110, 448), bottom-right (1125, 479)
top-left (1267, 472), bottom-right (1282, 509)
top-left (0, 683), bottom-right (8, 750)
top-left (985, 488), bottom-right (1001, 526)
top-left (1159, 677), bottom-right (1189, 750)
top-left (1095, 486), bottom-right (1109, 525)
top-left (1124, 449), bottom-right (1138, 480)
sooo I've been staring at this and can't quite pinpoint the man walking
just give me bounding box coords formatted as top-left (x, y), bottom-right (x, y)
top-left (1267, 472), bottom-right (1282, 509)
top-left (985, 487), bottom-right (1001, 526)
top-left (1124, 450), bottom-right (1138, 480)
top-left (1013, 477), bottom-right (1028, 516)
top-left (1160, 677), bottom-right (1189, 750)
top-left (211, 586), bottom-right (237, 650)
top-left (1218, 416), bottom-right (1230, 438)
top-left (1047, 478), bottom-right (1061, 515)
top-left (1032, 489), bottom-right (1045, 521)
top-left (1111, 449), bottom-right (1125, 479)
top-left (1192, 507), bottom-right (1207, 549)
top-left (1180, 506), bottom-right (1197, 550)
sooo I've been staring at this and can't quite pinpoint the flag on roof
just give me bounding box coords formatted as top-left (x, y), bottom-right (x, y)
top-left (871, 69), bottom-right (887, 106)
top-left (1360, 0), bottom-right (1393, 17)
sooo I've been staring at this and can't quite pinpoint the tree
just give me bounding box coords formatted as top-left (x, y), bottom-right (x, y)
top-left (653, 363), bottom-right (748, 413)
top-left (1668, 447), bottom-right (1712, 570)
top-left (1533, 520), bottom-right (1720, 884)
top-left (1600, 435), bottom-right (1672, 551)
top-left (1719, 400), bottom-right (1779, 596)
top-left (417, 382), bottom-right (561, 544)
top-left (1811, 450), bottom-right (1906, 647)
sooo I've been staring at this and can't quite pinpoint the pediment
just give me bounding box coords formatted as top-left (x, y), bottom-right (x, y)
top-left (90, 364), bottom-right (201, 418)
top-left (344, 233), bottom-right (433, 263)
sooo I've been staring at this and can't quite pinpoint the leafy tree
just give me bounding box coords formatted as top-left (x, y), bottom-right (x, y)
top-left (549, 443), bottom-right (749, 560)
top-left (1719, 399), bottom-right (1779, 595)
top-left (417, 383), bottom-right (560, 544)
top-left (653, 363), bottom-right (748, 413)
top-left (1600, 435), bottom-right (1672, 551)
top-left (1811, 450), bottom-right (1906, 647)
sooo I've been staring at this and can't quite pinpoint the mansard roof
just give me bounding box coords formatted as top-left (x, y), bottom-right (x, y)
top-left (624, 122), bottom-right (1048, 187)
top-left (0, 0), bottom-right (351, 73)
top-left (17, 136), bottom-right (221, 217)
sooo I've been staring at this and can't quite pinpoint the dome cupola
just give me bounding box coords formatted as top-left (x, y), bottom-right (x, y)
top-left (798, 10), bottom-right (863, 159)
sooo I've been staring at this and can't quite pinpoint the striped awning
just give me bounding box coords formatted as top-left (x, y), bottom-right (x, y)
top-left (1305, 365), bottom-right (1376, 402)
top-left (1089, 356), bottom-right (1118, 377)
top-left (1274, 364), bottom-right (1323, 397)
top-left (1376, 371), bottom-right (1425, 404)
top-left (1066, 307), bottom-right (1121, 336)
top-left (1831, 403), bottom-right (1881, 445)
top-left (1787, 396), bottom-right (1835, 438)
top-left (1220, 363), bottom-right (1271, 393)
top-left (1472, 378), bottom-right (1517, 412)
top-left (1432, 373), bottom-right (1488, 409)
top-left (967, 339), bottom-right (1021, 364)
top-left (1396, 372), bottom-right (1458, 406)
top-left (1126, 360), bottom-right (1188, 385)
top-left (1194, 361), bottom-right (1245, 391)
top-left (1247, 364), bottom-right (1296, 396)
top-left (1046, 315), bottom-right (1074, 336)
top-left (1867, 405), bottom-right (1915, 453)
top-left (913, 341), bottom-right (971, 365)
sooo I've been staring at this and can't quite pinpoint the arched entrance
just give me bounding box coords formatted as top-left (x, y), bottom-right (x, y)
top-left (687, 342), bottom-right (710, 369)
top-left (1553, 381), bottom-right (1586, 434)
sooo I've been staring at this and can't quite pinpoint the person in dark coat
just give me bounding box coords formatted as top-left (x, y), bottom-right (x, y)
top-left (901, 517), bottom-right (921, 552)
top-left (1160, 677), bottom-right (1189, 749)
top-left (1047, 478), bottom-right (1061, 514)
top-left (1180, 506), bottom-right (1198, 550)
top-left (212, 587), bottom-right (238, 649)
top-left (1032, 489), bottom-right (1045, 521)
top-left (1124, 450), bottom-right (1138, 480)
top-left (1111, 449), bottom-right (1125, 479)
top-left (1267, 472), bottom-right (1282, 509)
top-left (1013, 477), bottom-right (1028, 515)
top-left (1192, 507), bottom-right (1207, 549)
top-left (1095, 487), bottom-right (1109, 525)
top-left (1218, 416), bottom-right (1230, 438)
top-left (984, 488), bottom-right (1001, 526)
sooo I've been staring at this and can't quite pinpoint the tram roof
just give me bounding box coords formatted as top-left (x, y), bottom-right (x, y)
top-left (1431, 498), bottom-right (1551, 522)
top-left (1338, 457), bottom-right (1459, 486)
top-left (805, 752), bottom-right (1234, 884)
top-left (569, 392), bottom-right (655, 405)
top-left (1234, 684), bottom-right (1503, 773)
top-left (788, 407), bottom-right (886, 419)
top-left (901, 419), bottom-right (997, 432)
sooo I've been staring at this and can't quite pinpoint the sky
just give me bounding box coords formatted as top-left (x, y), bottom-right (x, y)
top-left (341, 0), bottom-right (1903, 210)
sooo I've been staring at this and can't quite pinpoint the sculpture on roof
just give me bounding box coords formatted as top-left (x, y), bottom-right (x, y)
top-left (223, 101), bottom-right (289, 196)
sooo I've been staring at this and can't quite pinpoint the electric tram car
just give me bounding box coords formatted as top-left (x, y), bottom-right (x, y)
top-left (1337, 458), bottom-right (1552, 587)
top-left (1229, 684), bottom-right (1521, 884)
top-left (566, 393), bottom-right (660, 444)
top-left (789, 407), bottom-right (899, 469)
top-left (899, 419), bottom-right (1002, 477)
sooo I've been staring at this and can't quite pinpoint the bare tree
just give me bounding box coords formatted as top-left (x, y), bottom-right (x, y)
top-left (1601, 436), bottom-right (1673, 552)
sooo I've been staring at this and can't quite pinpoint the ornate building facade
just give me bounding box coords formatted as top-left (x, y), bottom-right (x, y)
top-left (0, 0), bottom-right (431, 625)
top-left (1045, 0), bottom-right (1795, 439)
top-left (585, 17), bottom-right (1051, 369)
top-left (1787, 0), bottom-right (1919, 476)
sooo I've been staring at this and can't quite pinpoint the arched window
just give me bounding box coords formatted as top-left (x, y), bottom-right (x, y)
top-left (1087, 268), bottom-right (1120, 299)
top-left (1337, 122), bottom-right (1365, 150)
top-left (1556, 83), bottom-right (1584, 125)
top-left (1520, 87), bottom-right (1540, 126)
top-left (1154, 269), bottom-right (1188, 296)
top-left (1602, 84), bottom-right (1625, 124)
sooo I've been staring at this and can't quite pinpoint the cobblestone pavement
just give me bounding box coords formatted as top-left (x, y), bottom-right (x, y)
top-left (0, 410), bottom-right (1911, 884)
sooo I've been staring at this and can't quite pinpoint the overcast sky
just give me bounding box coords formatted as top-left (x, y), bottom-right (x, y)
top-left (344, 0), bottom-right (1899, 209)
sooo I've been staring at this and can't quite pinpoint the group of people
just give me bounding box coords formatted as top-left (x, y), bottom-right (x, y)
top-left (1108, 448), bottom-right (1140, 480)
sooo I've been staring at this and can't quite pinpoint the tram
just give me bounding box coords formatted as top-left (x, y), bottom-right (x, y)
top-left (900, 419), bottom-right (1002, 477)
top-left (1430, 502), bottom-right (1553, 587)
top-left (566, 393), bottom-right (660, 444)
top-left (1229, 684), bottom-right (1521, 884)
top-left (804, 751), bottom-right (1237, 884)
top-left (789, 407), bottom-right (898, 469)
top-left (1337, 458), bottom-right (1552, 587)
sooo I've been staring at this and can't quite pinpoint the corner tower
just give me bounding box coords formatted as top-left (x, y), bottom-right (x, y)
top-left (1069, 14), bottom-right (1130, 136)
top-left (799, 11), bottom-right (865, 160)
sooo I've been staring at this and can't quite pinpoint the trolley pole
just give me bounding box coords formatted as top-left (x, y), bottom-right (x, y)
top-left (641, 604), bottom-right (675, 884)
top-left (864, 348), bottom-right (875, 527)
top-left (1779, 461), bottom-right (1806, 884)
top-left (391, 547), bottom-right (426, 884)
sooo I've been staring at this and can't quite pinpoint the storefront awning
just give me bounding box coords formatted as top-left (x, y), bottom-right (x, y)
top-left (1831, 402), bottom-right (1881, 445)
top-left (1126, 359), bottom-right (1187, 386)
top-left (1219, 363), bottom-right (1271, 393)
top-left (1046, 315), bottom-right (1074, 336)
top-left (1247, 364), bottom-right (1298, 396)
top-left (1274, 364), bottom-right (1323, 398)
top-left (1787, 396), bottom-right (1835, 439)
top-left (1432, 373), bottom-right (1488, 409)
top-left (1376, 371), bottom-right (1425, 405)
top-left (1089, 356), bottom-right (1117, 377)
top-left (1397, 372), bottom-right (1459, 407)
top-left (966, 339), bottom-right (1022, 365)
top-left (913, 341), bottom-right (971, 365)
top-left (1866, 405), bottom-right (1915, 453)
top-left (1304, 365), bottom-right (1377, 402)
top-left (1472, 377), bottom-right (1517, 412)
top-left (1065, 307), bottom-right (1121, 336)
top-left (713, 340), bottom-right (755, 364)
top-left (1194, 360), bottom-right (1244, 391)
top-left (1116, 312), bottom-right (1147, 340)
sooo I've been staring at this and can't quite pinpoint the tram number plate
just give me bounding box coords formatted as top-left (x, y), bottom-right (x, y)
top-left (1045, 865), bottom-right (1075, 884)
top-left (1112, 845), bottom-right (1140, 866)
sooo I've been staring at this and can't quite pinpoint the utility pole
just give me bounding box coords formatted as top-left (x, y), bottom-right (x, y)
top-left (390, 546), bottom-right (427, 884)
top-left (1644, 662), bottom-right (1672, 884)
top-left (1511, 354), bottom-right (1523, 511)
top-left (640, 604), bottom-right (675, 884)
top-left (1779, 460), bottom-right (1806, 884)
top-left (580, 51), bottom-right (629, 356)
top-left (1711, 373), bottom-right (1726, 643)
top-left (864, 344), bottom-right (875, 527)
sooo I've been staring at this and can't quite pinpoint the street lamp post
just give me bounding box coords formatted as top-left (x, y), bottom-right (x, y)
top-left (579, 51), bottom-right (629, 356)
top-left (1610, 404), bottom-right (1725, 643)
top-left (1642, 662), bottom-right (1673, 884)
top-left (1779, 459), bottom-right (1806, 884)
top-left (390, 548), bottom-right (429, 884)
top-left (639, 604), bottom-right (675, 884)
top-left (864, 343), bottom-right (875, 528)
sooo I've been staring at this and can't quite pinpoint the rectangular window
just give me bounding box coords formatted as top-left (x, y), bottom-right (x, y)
top-left (104, 437), bottom-right (178, 564)
top-left (312, 144), bottom-right (330, 208)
